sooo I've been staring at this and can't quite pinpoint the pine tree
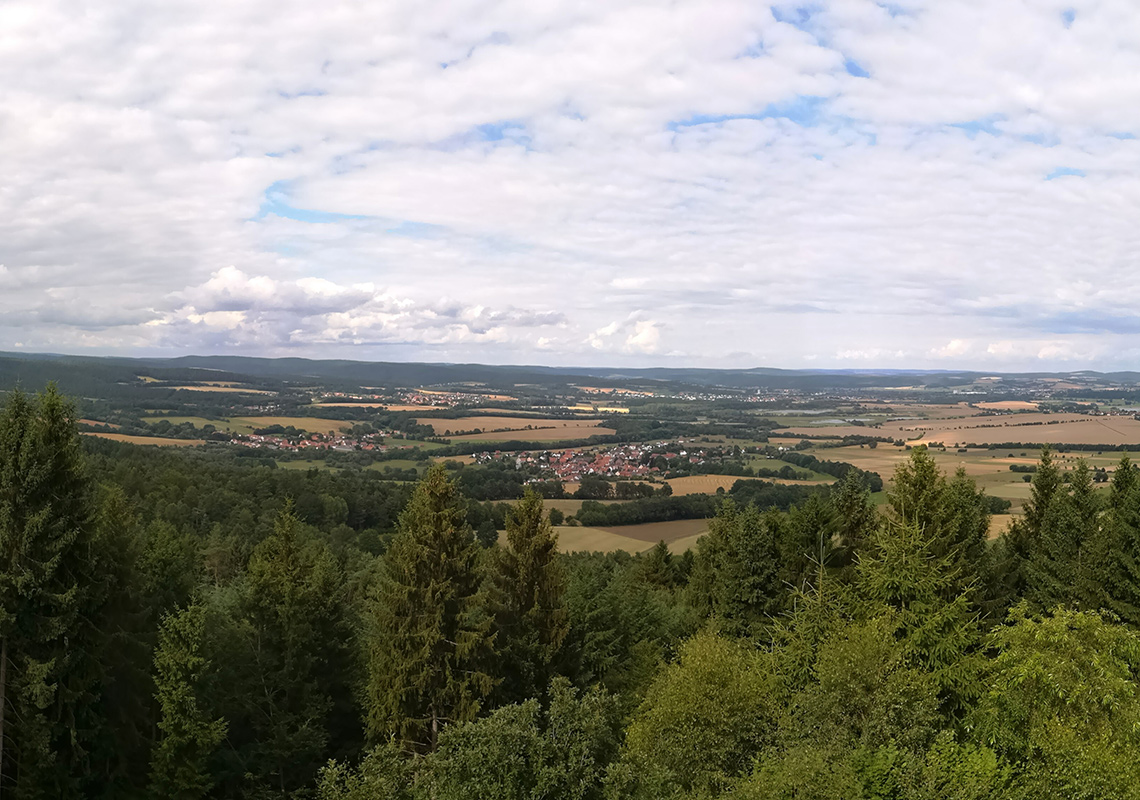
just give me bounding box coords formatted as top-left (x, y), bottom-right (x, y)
top-left (855, 520), bottom-right (982, 716)
top-left (889, 449), bottom-right (990, 598)
top-left (365, 464), bottom-right (494, 753)
top-left (1029, 460), bottom-right (1100, 611)
top-left (149, 604), bottom-right (227, 800)
top-left (490, 490), bottom-right (568, 704)
top-left (0, 386), bottom-right (100, 797)
top-left (983, 447), bottom-right (1062, 619)
top-left (830, 468), bottom-right (880, 567)
top-left (694, 501), bottom-right (783, 638)
top-left (224, 506), bottom-right (358, 793)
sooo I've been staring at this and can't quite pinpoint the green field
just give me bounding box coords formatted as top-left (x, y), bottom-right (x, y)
top-left (142, 415), bottom-right (256, 434)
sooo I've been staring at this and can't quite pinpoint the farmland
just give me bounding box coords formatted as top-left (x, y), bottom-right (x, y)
top-left (84, 432), bottom-right (204, 446)
top-left (552, 518), bottom-right (710, 553)
top-left (786, 410), bottom-right (1140, 447)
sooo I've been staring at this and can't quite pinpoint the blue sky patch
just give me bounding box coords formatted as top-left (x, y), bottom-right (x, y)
top-left (1046, 167), bottom-right (1085, 180)
top-left (254, 181), bottom-right (368, 224)
top-left (950, 116), bottom-right (1004, 138)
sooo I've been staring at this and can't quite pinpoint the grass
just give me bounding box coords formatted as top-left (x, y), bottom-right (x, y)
top-left (83, 433), bottom-right (204, 447)
top-left (235, 416), bottom-right (353, 434)
top-left (142, 416), bottom-right (256, 434)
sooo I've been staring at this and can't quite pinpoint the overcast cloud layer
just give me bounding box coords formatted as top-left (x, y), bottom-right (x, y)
top-left (3, 0), bottom-right (1140, 370)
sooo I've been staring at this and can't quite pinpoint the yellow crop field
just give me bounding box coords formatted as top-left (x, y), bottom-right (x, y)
top-left (666, 475), bottom-right (742, 495)
top-left (974, 401), bottom-right (1039, 411)
top-left (84, 433), bottom-right (203, 446)
top-left (417, 416), bottom-right (614, 441)
top-left (786, 411), bottom-right (1140, 447)
top-left (165, 385), bottom-right (275, 394)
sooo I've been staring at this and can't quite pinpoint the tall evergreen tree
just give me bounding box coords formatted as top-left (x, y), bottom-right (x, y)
top-left (149, 604), bottom-right (227, 800)
top-left (830, 468), bottom-right (880, 568)
top-left (889, 448), bottom-right (990, 598)
top-left (490, 490), bottom-right (568, 705)
top-left (1029, 460), bottom-right (1100, 611)
top-left (212, 506), bottom-right (358, 795)
top-left (856, 520), bottom-right (982, 716)
top-left (0, 386), bottom-right (101, 797)
top-left (692, 501), bottom-right (783, 638)
top-left (365, 464), bottom-right (494, 753)
top-left (984, 446), bottom-right (1062, 620)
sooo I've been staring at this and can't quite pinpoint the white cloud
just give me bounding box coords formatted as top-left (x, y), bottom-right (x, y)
top-left (2, 0), bottom-right (1140, 368)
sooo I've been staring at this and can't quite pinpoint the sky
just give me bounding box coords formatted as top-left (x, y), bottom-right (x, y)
top-left (3, 0), bottom-right (1140, 371)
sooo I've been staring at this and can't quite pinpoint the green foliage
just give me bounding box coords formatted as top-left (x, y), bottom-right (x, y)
top-left (0, 386), bottom-right (104, 796)
top-left (855, 521), bottom-right (983, 715)
top-left (149, 604), bottom-right (227, 799)
top-left (365, 464), bottom-right (495, 753)
top-left (690, 501), bottom-right (783, 637)
top-left (614, 632), bottom-right (778, 798)
top-left (491, 490), bottom-right (569, 704)
top-left (970, 606), bottom-right (1140, 799)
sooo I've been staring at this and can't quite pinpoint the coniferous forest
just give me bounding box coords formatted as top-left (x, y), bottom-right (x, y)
top-left (4, 386), bottom-right (1140, 799)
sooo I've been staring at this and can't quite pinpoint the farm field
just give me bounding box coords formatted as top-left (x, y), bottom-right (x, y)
top-left (810, 444), bottom-right (1127, 514)
top-left (786, 411), bottom-right (1140, 446)
top-left (416, 416), bottom-right (604, 434)
top-left (598, 518), bottom-right (710, 543)
top-left (236, 416), bottom-right (352, 434)
top-left (666, 475), bottom-right (742, 495)
top-left (163, 384), bottom-right (275, 394)
top-left (551, 519), bottom-right (709, 553)
top-left (446, 422), bottom-right (616, 442)
top-left (142, 415), bottom-right (256, 433)
top-left (84, 432), bottom-right (204, 446)
top-left (80, 418), bottom-right (120, 428)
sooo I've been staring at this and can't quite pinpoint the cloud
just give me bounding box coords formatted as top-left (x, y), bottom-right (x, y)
top-left (2, 1), bottom-right (1140, 368)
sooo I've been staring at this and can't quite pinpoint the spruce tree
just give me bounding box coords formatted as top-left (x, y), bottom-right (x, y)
top-left (1029, 460), bottom-right (1099, 611)
top-left (224, 506), bottom-right (357, 793)
top-left (855, 520), bottom-right (982, 716)
top-left (490, 490), bottom-right (568, 704)
top-left (695, 501), bottom-right (783, 638)
top-left (365, 464), bottom-right (494, 753)
top-left (0, 386), bottom-right (100, 797)
top-left (149, 604), bottom-right (227, 800)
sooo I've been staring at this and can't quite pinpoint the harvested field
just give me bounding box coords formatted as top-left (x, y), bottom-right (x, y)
top-left (80, 419), bottom-right (120, 429)
top-left (974, 401), bottom-right (1039, 411)
top-left (311, 402), bottom-right (390, 408)
top-left (598, 518), bottom-right (710, 543)
top-left (548, 527), bottom-right (652, 553)
top-left (423, 416), bottom-right (615, 441)
top-left (164, 385), bottom-right (275, 394)
top-left (666, 475), bottom-right (742, 495)
top-left (236, 416), bottom-right (352, 433)
top-left (989, 514), bottom-right (1018, 539)
top-left (786, 412), bottom-right (1140, 447)
top-left (84, 433), bottom-right (203, 446)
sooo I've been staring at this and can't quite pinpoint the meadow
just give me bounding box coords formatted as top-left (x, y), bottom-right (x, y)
top-left (84, 432), bottom-right (204, 446)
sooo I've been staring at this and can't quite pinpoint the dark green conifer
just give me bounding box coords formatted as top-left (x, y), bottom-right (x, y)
top-left (490, 490), bottom-right (568, 704)
top-left (365, 464), bottom-right (494, 752)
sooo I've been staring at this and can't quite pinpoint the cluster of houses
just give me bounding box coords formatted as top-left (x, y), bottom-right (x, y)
top-left (472, 440), bottom-right (712, 481)
top-left (228, 429), bottom-right (404, 453)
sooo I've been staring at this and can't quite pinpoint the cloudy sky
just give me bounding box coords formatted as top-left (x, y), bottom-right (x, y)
top-left (3, 0), bottom-right (1139, 370)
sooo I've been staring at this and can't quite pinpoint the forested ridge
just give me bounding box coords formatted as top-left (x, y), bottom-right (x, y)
top-left (3, 387), bottom-right (1140, 798)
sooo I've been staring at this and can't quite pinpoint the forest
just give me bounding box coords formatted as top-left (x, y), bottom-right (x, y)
top-left (2, 386), bottom-right (1140, 798)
